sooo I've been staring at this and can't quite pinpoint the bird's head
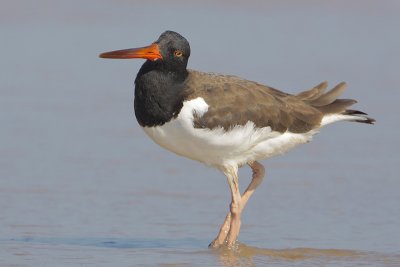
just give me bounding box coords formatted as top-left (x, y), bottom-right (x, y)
top-left (100, 31), bottom-right (190, 73)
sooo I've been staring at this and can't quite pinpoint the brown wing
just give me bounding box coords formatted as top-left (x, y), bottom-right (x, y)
top-left (184, 70), bottom-right (327, 133)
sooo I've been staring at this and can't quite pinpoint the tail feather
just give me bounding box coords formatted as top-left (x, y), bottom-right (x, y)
top-left (321, 112), bottom-right (375, 126)
top-left (317, 99), bottom-right (357, 114)
top-left (297, 81), bottom-right (375, 126)
top-left (343, 109), bottom-right (368, 116)
top-left (311, 82), bottom-right (348, 106)
top-left (354, 117), bottom-right (376, 124)
top-left (296, 81), bottom-right (328, 101)
top-left (342, 110), bottom-right (376, 124)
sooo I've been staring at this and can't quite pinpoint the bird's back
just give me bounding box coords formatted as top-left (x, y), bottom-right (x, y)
top-left (184, 70), bottom-right (339, 134)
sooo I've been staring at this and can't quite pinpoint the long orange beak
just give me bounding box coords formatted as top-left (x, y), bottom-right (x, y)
top-left (99, 43), bottom-right (162, 61)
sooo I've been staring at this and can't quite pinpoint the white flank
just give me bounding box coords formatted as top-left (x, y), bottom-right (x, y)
top-left (142, 97), bottom-right (319, 169)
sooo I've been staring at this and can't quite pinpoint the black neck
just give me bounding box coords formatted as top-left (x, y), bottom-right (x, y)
top-left (134, 61), bottom-right (189, 127)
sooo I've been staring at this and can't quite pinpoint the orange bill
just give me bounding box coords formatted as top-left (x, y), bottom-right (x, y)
top-left (99, 43), bottom-right (162, 61)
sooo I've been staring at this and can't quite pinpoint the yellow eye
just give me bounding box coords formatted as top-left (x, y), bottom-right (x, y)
top-left (174, 50), bottom-right (183, 57)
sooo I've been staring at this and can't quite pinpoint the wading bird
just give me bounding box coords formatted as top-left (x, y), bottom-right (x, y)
top-left (99, 31), bottom-right (374, 248)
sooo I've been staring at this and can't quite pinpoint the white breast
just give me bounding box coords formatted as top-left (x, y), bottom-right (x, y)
top-left (142, 97), bottom-right (317, 169)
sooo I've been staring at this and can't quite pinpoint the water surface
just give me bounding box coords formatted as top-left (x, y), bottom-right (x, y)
top-left (1, 0), bottom-right (399, 266)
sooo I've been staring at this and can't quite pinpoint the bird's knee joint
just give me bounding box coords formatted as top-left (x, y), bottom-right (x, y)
top-left (230, 202), bottom-right (242, 216)
top-left (252, 164), bottom-right (265, 179)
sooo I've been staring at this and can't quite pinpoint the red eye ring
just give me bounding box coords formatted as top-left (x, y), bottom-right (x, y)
top-left (174, 50), bottom-right (183, 57)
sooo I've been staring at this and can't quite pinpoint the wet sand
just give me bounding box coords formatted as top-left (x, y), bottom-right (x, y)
top-left (1, 0), bottom-right (399, 266)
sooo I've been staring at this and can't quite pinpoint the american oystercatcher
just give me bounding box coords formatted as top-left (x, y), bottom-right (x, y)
top-left (99, 31), bottom-right (374, 248)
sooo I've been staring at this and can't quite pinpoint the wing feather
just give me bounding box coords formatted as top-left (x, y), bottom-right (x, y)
top-left (184, 70), bottom-right (324, 133)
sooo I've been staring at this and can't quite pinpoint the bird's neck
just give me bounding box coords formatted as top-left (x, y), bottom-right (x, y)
top-left (134, 61), bottom-right (189, 127)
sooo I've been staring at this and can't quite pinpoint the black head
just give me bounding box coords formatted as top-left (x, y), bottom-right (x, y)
top-left (99, 30), bottom-right (190, 73)
top-left (154, 31), bottom-right (190, 72)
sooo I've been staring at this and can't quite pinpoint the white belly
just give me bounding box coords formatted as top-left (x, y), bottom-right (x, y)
top-left (142, 97), bottom-right (317, 169)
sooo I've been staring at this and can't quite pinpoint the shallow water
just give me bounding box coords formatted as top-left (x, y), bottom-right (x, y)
top-left (2, 238), bottom-right (400, 266)
top-left (1, 0), bottom-right (400, 266)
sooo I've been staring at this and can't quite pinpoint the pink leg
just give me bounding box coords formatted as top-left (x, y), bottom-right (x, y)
top-left (224, 165), bottom-right (242, 247)
top-left (208, 213), bottom-right (232, 248)
top-left (209, 161), bottom-right (265, 248)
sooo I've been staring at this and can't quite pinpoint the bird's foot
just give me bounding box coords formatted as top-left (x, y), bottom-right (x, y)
top-left (208, 238), bottom-right (240, 250)
top-left (208, 239), bottom-right (222, 249)
top-left (209, 213), bottom-right (232, 248)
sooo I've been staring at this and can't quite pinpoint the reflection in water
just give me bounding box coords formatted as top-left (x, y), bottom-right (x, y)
top-left (213, 243), bottom-right (398, 266)
top-left (229, 243), bottom-right (361, 259)
top-left (10, 237), bottom-right (399, 266)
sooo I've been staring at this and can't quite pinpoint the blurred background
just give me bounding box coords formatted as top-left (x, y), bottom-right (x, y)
top-left (1, 0), bottom-right (399, 266)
